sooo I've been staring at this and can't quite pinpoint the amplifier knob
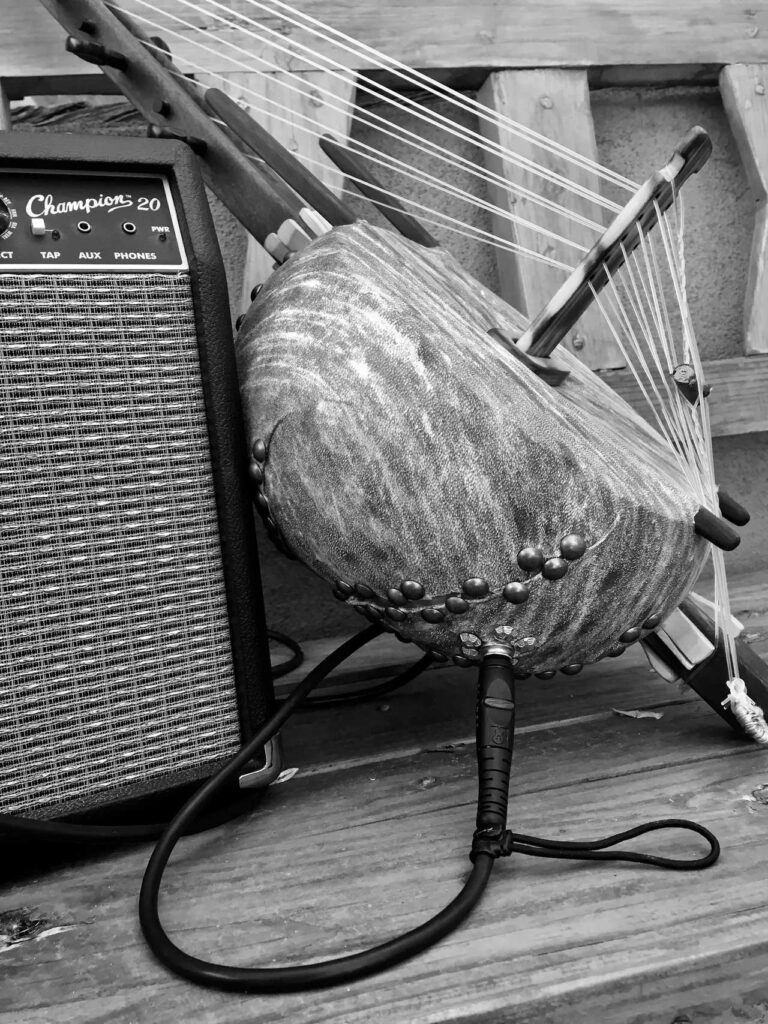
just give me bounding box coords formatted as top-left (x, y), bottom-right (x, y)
top-left (0, 197), bottom-right (10, 235)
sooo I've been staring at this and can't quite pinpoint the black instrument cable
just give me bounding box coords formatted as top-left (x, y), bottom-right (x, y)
top-left (1, 627), bottom-right (720, 993)
top-left (269, 624), bottom-right (434, 706)
top-left (136, 634), bottom-right (718, 993)
top-left (267, 628), bottom-right (304, 678)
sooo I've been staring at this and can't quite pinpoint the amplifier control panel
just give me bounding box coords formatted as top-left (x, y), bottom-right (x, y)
top-left (0, 169), bottom-right (187, 271)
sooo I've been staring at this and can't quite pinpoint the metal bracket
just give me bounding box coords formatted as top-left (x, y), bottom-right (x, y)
top-left (238, 735), bottom-right (283, 790)
top-left (654, 606), bottom-right (715, 671)
top-left (487, 327), bottom-right (571, 387)
top-left (642, 597), bottom-right (768, 737)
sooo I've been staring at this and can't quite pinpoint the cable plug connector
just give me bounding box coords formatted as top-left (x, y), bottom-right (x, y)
top-left (470, 825), bottom-right (514, 863)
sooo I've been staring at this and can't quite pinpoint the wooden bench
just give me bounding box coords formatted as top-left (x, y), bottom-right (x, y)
top-left (3, 572), bottom-right (768, 1023)
top-left (3, 4), bottom-right (768, 1020)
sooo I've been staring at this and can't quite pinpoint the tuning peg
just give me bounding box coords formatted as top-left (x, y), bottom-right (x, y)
top-left (65, 36), bottom-right (127, 71)
top-left (717, 489), bottom-right (750, 527)
top-left (693, 507), bottom-right (740, 551)
top-left (148, 35), bottom-right (172, 55)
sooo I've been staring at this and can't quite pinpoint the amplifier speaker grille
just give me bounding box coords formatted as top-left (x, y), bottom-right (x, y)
top-left (0, 272), bottom-right (243, 816)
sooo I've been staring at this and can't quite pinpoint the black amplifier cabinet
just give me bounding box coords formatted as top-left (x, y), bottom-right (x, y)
top-left (0, 131), bottom-right (278, 819)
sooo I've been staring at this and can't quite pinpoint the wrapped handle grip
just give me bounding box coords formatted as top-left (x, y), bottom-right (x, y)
top-left (475, 652), bottom-right (516, 832)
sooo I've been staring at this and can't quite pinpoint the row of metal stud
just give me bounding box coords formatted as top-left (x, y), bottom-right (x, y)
top-left (249, 438), bottom-right (294, 558)
top-left (350, 594), bottom-right (665, 673)
top-left (503, 610), bottom-right (666, 678)
top-left (331, 533), bottom-right (588, 623)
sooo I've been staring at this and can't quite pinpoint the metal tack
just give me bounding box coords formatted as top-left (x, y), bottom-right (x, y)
top-left (535, 670), bottom-right (556, 679)
top-left (542, 557), bottom-right (568, 580)
top-left (503, 581), bottom-right (530, 604)
top-left (462, 578), bottom-right (489, 598)
top-left (559, 534), bottom-right (587, 561)
top-left (248, 462), bottom-right (264, 484)
top-left (401, 580), bottom-right (425, 601)
top-left (421, 608), bottom-right (445, 624)
top-left (386, 588), bottom-right (407, 606)
top-left (446, 596), bottom-right (469, 615)
top-left (251, 438), bottom-right (267, 462)
top-left (560, 664), bottom-right (583, 676)
top-left (517, 546), bottom-right (545, 572)
top-left (385, 606), bottom-right (407, 622)
top-left (643, 613), bottom-right (663, 630)
top-left (355, 583), bottom-right (376, 600)
top-left (619, 626), bottom-right (642, 644)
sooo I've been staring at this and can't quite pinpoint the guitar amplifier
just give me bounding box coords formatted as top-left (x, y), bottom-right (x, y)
top-left (0, 131), bottom-right (278, 819)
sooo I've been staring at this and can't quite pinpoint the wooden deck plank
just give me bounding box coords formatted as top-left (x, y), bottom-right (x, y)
top-left (277, 584), bottom-right (768, 769)
top-left (3, 582), bottom-right (767, 1022)
top-left (599, 352), bottom-right (768, 437)
top-left (8, 2), bottom-right (768, 79)
top-left (720, 64), bottom-right (768, 355)
top-left (280, 650), bottom-right (693, 771)
top-left (476, 68), bottom-right (623, 369)
top-left (3, 690), bottom-right (768, 1022)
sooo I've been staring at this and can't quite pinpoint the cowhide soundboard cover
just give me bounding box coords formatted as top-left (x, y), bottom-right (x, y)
top-left (236, 221), bottom-right (708, 672)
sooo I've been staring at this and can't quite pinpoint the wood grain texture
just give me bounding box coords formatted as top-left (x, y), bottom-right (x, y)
top-left (2, 592), bottom-right (766, 1023)
top-left (206, 70), bottom-right (356, 310)
top-left (8, 1), bottom-right (768, 79)
top-left (281, 645), bottom-right (684, 771)
top-left (600, 353), bottom-right (768, 437)
top-left (720, 65), bottom-right (768, 356)
top-left (477, 69), bottom-right (624, 370)
top-left (3, 689), bottom-right (768, 1023)
top-left (278, 582), bottom-right (768, 770)
top-left (0, 83), bottom-right (11, 131)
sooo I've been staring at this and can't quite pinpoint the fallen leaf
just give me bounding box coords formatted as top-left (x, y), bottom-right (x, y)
top-left (611, 707), bottom-right (664, 720)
